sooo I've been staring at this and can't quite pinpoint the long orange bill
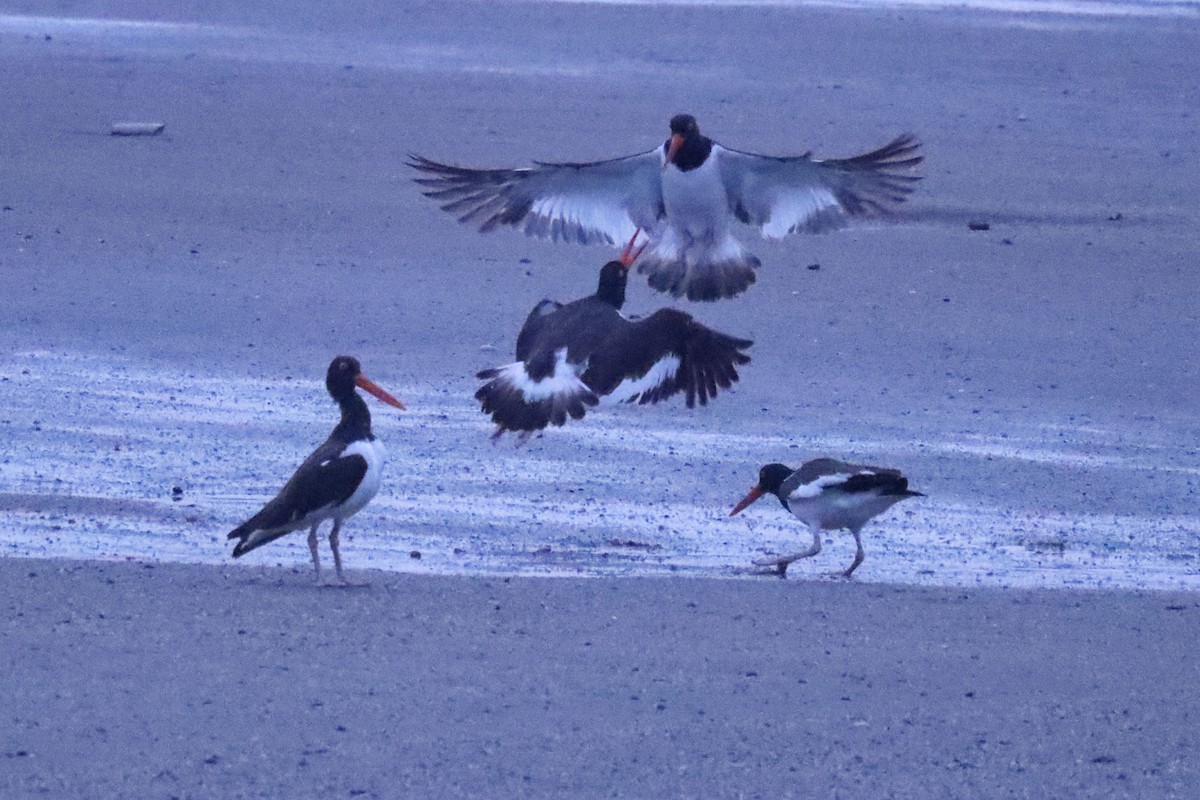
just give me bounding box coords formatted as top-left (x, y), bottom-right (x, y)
top-left (355, 374), bottom-right (406, 410)
top-left (619, 228), bottom-right (647, 267)
top-left (662, 133), bottom-right (684, 171)
top-left (729, 486), bottom-right (764, 516)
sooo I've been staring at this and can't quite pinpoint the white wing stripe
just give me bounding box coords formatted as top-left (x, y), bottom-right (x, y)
top-left (528, 195), bottom-right (638, 244)
top-left (790, 472), bottom-right (854, 500)
top-left (602, 355), bottom-right (682, 405)
top-left (761, 187), bottom-right (841, 238)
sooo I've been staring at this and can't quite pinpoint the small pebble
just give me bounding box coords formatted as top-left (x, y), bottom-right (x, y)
top-left (111, 122), bottom-right (166, 136)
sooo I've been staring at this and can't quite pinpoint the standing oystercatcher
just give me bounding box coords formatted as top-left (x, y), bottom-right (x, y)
top-left (227, 356), bottom-right (405, 585)
top-left (476, 236), bottom-right (753, 439)
top-left (730, 459), bottom-right (924, 578)
top-left (409, 113), bottom-right (922, 301)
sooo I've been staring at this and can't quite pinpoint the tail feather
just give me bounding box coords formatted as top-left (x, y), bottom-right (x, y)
top-left (637, 234), bottom-right (759, 301)
top-left (227, 518), bottom-right (297, 559)
top-left (476, 362), bottom-right (599, 435)
top-left (229, 528), bottom-right (270, 559)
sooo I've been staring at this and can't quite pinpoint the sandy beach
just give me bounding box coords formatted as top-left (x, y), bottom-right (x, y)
top-left (2, 0), bottom-right (1199, 796)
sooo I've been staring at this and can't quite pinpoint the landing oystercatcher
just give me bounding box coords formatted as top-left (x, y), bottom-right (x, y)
top-left (476, 236), bottom-right (752, 438)
top-left (227, 356), bottom-right (405, 585)
top-left (409, 113), bottom-right (922, 301)
top-left (730, 458), bottom-right (924, 578)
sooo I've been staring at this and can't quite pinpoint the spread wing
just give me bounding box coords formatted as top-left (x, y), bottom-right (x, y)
top-left (582, 309), bottom-right (753, 408)
top-left (514, 299), bottom-right (564, 361)
top-left (408, 149), bottom-right (665, 246)
top-left (715, 135), bottom-right (923, 238)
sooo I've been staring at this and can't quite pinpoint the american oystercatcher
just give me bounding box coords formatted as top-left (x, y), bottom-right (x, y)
top-left (476, 236), bottom-right (753, 438)
top-left (227, 356), bottom-right (406, 585)
top-left (409, 113), bottom-right (922, 301)
top-left (730, 459), bottom-right (924, 578)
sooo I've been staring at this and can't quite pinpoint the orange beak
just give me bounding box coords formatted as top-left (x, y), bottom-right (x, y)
top-left (355, 374), bottom-right (406, 410)
top-left (619, 228), bottom-right (648, 267)
top-left (730, 486), bottom-right (764, 516)
top-left (663, 133), bottom-right (685, 170)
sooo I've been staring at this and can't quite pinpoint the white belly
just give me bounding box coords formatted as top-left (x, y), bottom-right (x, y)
top-left (335, 437), bottom-right (387, 520)
top-left (788, 491), bottom-right (902, 532)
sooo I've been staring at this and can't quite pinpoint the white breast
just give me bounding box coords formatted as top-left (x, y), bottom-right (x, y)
top-left (661, 153), bottom-right (729, 240)
top-left (336, 437), bottom-right (387, 520)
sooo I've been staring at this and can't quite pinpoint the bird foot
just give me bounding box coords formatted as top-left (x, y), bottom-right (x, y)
top-left (489, 428), bottom-right (534, 447)
top-left (751, 556), bottom-right (790, 578)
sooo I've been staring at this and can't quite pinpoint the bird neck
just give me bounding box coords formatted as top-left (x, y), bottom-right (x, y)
top-left (332, 391), bottom-right (373, 443)
top-left (595, 266), bottom-right (628, 308)
top-left (595, 279), bottom-right (626, 309)
top-left (669, 134), bottom-right (713, 172)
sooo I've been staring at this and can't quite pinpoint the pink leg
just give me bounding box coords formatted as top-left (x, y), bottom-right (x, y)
top-left (752, 525), bottom-right (822, 577)
top-left (843, 528), bottom-right (866, 578)
top-left (307, 525), bottom-right (321, 583)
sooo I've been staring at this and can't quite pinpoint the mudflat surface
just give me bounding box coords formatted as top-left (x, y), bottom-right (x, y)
top-left (3, 557), bottom-right (1198, 798)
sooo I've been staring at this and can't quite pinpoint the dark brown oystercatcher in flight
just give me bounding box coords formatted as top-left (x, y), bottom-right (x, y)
top-left (409, 113), bottom-right (922, 301)
top-left (227, 356), bottom-right (406, 585)
top-left (476, 236), bottom-right (753, 439)
top-left (730, 459), bottom-right (924, 578)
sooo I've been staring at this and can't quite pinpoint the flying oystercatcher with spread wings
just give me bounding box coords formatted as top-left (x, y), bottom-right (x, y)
top-left (476, 236), bottom-right (752, 439)
top-left (227, 356), bottom-right (406, 585)
top-left (409, 113), bottom-right (922, 301)
top-left (731, 458), bottom-right (924, 578)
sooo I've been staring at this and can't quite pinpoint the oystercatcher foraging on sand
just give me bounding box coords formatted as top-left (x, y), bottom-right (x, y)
top-left (227, 356), bottom-right (406, 585)
top-left (476, 235), bottom-right (753, 439)
top-left (730, 459), bottom-right (924, 578)
top-left (409, 113), bottom-right (922, 301)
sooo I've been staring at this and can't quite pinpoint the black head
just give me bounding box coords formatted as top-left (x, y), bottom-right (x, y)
top-left (669, 113), bottom-right (699, 137)
top-left (665, 114), bottom-right (710, 171)
top-left (757, 463), bottom-right (793, 494)
top-left (595, 259), bottom-right (629, 308)
top-left (323, 355), bottom-right (405, 441)
top-left (326, 355), bottom-right (363, 400)
top-left (731, 461), bottom-right (793, 516)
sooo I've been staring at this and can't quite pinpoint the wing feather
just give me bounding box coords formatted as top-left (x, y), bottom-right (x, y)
top-left (409, 150), bottom-right (666, 245)
top-left (715, 135), bottom-right (923, 238)
top-left (514, 299), bottom-right (564, 361)
top-left (582, 309), bottom-right (752, 407)
top-left (228, 446), bottom-right (368, 555)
